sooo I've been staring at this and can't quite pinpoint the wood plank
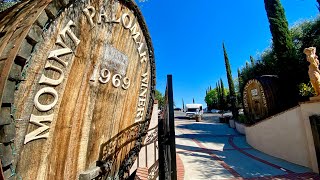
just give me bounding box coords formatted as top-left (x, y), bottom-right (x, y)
top-left (0, 0), bottom-right (156, 179)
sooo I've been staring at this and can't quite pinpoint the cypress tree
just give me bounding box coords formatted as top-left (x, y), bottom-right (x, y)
top-left (238, 68), bottom-right (243, 98)
top-left (223, 43), bottom-right (238, 119)
top-left (238, 68), bottom-right (242, 87)
top-left (250, 56), bottom-right (255, 67)
top-left (182, 98), bottom-right (185, 111)
top-left (264, 0), bottom-right (295, 60)
top-left (246, 61), bottom-right (250, 69)
top-left (217, 81), bottom-right (221, 109)
top-left (237, 68), bottom-right (243, 108)
top-left (264, 0), bottom-right (298, 107)
top-left (220, 79), bottom-right (225, 112)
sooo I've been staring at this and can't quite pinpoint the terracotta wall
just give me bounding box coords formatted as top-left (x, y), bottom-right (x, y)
top-left (245, 100), bottom-right (320, 173)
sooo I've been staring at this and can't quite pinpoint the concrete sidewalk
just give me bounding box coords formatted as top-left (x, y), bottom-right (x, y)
top-left (174, 111), bottom-right (320, 180)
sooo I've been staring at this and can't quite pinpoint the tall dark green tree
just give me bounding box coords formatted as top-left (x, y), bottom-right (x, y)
top-left (250, 56), bottom-right (255, 66)
top-left (182, 98), bottom-right (185, 111)
top-left (238, 68), bottom-right (242, 88)
top-left (216, 81), bottom-right (221, 109)
top-left (205, 88), bottom-right (209, 109)
top-left (237, 68), bottom-right (243, 106)
top-left (264, 0), bottom-right (298, 106)
top-left (220, 79), bottom-right (225, 111)
top-left (245, 61), bottom-right (250, 69)
top-left (264, 0), bottom-right (295, 60)
top-left (223, 43), bottom-right (238, 119)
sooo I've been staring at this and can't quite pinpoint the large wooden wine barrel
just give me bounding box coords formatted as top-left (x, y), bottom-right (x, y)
top-left (242, 75), bottom-right (284, 122)
top-left (0, 0), bottom-right (155, 179)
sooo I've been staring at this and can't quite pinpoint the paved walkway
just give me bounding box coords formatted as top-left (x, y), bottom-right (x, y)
top-left (174, 111), bottom-right (320, 180)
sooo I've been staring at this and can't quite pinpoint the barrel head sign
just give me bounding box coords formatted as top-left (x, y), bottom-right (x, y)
top-left (0, 0), bottom-right (155, 179)
top-left (243, 79), bottom-right (268, 121)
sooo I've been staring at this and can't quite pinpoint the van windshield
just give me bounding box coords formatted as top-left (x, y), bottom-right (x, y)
top-left (187, 108), bottom-right (197, 112)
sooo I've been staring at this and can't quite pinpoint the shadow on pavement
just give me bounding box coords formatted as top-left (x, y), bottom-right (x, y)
top-left (176, 133), bottom-right (243, 139)
top-left (177, 149), bottom-right (234, 179)
top-left (175, 116), bottom-right (188, 119)
top-left (176, 123), bottom-right (239, 136)
top-left (176, 144), bottom-right (205, 152)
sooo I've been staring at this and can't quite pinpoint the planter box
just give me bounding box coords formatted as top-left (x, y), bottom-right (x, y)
top-left (235, 121), bottom-right (246, 135)
top-left (219, 116), bottom-right (231, 124)
top-left (225, 116), bottom-right (231, 124)
top-left (219, 117), bottom-right (226, 123)
top-left (229, 119), bottom-right (235, 128)
top-left (195, 115), bottom-right (201, 122)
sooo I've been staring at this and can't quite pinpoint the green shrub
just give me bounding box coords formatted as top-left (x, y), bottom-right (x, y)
top-left (298, 82), bottom-right (315, 97)
top-left (237, 114), bottom-right (251, 125)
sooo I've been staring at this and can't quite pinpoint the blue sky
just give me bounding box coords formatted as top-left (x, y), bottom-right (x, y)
top-left (136, 0), bottom-right (319, 108)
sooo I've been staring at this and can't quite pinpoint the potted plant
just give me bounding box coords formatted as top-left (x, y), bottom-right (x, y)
top-left (195, 114), bottom-right (201, 122)
top-left (219, 110), bottom-right (225, 123)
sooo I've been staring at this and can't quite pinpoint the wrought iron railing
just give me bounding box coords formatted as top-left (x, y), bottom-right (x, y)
top-left (158, 75), bottom-right (177, 180)
top-left (79, 120), bottom-right (150, 180)
top-left (134, 125), bottom-right (159, 180)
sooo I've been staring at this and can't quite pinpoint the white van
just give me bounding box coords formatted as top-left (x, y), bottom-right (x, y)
top-left (185, 104), bottom-right (203, 119)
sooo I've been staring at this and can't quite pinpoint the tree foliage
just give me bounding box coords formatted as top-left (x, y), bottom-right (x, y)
top-left (0, 0), bottom-right (19, 12)
top-left (205, 82), bottom-right (229, 111)
top-left (237, 1), bottom-right (319, 110)
top-left (250, 56), bottom-right (255, 66)
top-left (205, 89), bottom-right (218, 106)
top-left (264, 0), bottom-right (295, 60)
top-left (219, 79), bottom-right (226, 111)
top-left (223, 43), bottom-right (238, 119)
top-left (238, 17), bottom-right (320, 104)
top-left (182, 98), bottom-right (185, 110)
top-left (155, 90), bottom-right (164, 109)
top-left (264, 0), bottom-right (299, 106)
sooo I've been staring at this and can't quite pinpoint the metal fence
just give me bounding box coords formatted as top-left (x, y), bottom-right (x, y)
top-left (158, 75), bottom-right (177, 180)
